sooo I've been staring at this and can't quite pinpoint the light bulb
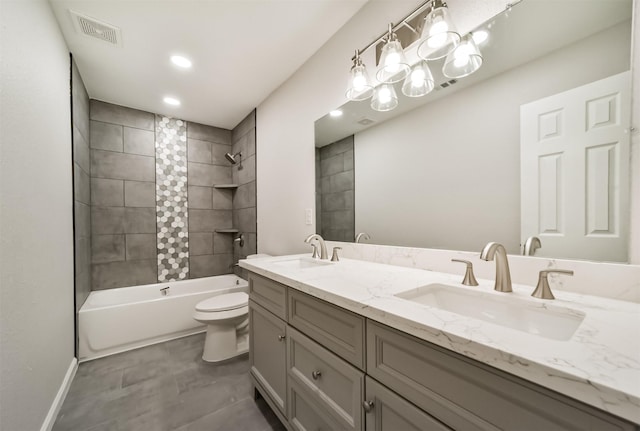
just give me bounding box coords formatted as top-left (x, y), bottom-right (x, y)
top-left (353, 72), bottom-right (367, 91)
top-left (453, 44), bottom-right (474, 67)
top-left (472, 30), bottom-right (489, 45)
top-left (428, 20), bottom-right (449, 48)
top-left (411, 69), bottom-right (426, 86)
top-left (384, 51), bottom-right (401, 73)
top-left (378, 87), bottom-right (392, 104)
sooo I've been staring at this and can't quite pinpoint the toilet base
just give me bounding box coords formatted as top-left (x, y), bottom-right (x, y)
top-left (202, 324), bottom-right (249, 363)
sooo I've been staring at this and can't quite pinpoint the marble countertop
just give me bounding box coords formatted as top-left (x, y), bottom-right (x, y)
top-left (240, 254), bottom-right (640, 424)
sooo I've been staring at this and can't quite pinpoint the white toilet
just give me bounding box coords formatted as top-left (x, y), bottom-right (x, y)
top-left (193, 291), bottom-right (249, 362)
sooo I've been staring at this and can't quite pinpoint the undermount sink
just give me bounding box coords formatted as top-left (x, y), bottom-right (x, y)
top-left (273, 257), bottom-right (334, 269)
top-left (395, 283), bottom-right (585, 341)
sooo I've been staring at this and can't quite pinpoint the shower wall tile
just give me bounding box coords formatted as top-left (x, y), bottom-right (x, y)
top-left (213, 233), bottom-right (233, 255)
top-left (90, 121), bottom-right (123, 152)
top-left (125, 234), bottom-right (156, 260)
top-left (90, 100), bottom-right (154, 131)
top-left (72, 63), bottom-right (90, 143)
top-left (187, 122), bottom-right (231, 145)
top-left (232, 207), bottom-right (256, 234)
top-left (190, 209), bottom-right (232, 232)
top-left (74, 127), bottom-right (91, 174)
top-left (211, 143), bottom-right (233, 165)
top-left (231, 130), bottom-right (256, 159)
top-left (125, 207), bottom-right (156, 233)
top-left (155, 115), bottom-right (189, 282)
top-left (187, 139), bottom-right (212, 164)
top-left (92, 206), bottom-right (125, 234)
top-left (91, 150), bottom-right (155, 182)
top-left (124, 127), bottom-right (155, 157)
top-left (190, 233), bottom-right (213, 256)
top-left (231, 110), bottom-right (255, 143)
top-left (124, 181), bottom-right (155, 208)
top-left (188, 186), bottom-right (213, 209)
top-left (74, 168), bottom-right (91, 205)
top-left (211, 188), bottom-right (233, 210)
top-left (92, 234), bottom-right (125, 263)
top-left (189, 254), bottom-right (233, 278)
top-left (91, 178), bottom-right (124, 207)
top-left (75, 202), bottom-right (91, 239)
top-left (187, 162), bottom-right (232, 187)
top-left (232, 154), bottom-right (255, 186)
top-left (320, 154), bottom-right (345, 177)
top-left (233, 181), bottom-right (256, 210)
top-left (92, 259), bottom-right (157, 290)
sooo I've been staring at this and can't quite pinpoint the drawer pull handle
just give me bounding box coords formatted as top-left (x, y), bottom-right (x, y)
top-left (277, 334), bottom-right (285, 341)
top-left (362, 400), bottom-right (374, 413)
top-left (311, 370), bottom-right (322, 380)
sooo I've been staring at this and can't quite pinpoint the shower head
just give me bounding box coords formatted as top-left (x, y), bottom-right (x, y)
top-left (225, 152), bottom-right (242, 165)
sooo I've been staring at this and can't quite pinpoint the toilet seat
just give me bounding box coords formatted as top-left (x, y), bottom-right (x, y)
top-left (196, 292), bottom-right (248, 312)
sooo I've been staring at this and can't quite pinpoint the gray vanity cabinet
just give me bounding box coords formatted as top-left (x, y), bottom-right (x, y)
top-left (364, 377), bottom-right (452, 431)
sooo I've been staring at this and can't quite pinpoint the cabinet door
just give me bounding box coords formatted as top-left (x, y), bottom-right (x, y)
top-left (364, 377), bottom-right (451, 431)
top-left (249, 300), bottom-right (287, 416)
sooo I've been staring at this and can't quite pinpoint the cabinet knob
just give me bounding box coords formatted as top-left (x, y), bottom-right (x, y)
top-left (362, 400), bottom-right (374, 413)
top-left (277, 334), bottom-right (285, 341)
top-left (311, 370), bottom-right (322, 380)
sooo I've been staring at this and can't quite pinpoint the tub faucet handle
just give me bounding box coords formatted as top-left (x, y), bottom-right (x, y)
top-left (451, 259), bottom-right (479, 286)
top-left (331, 247), bottom-right (342, 262)
top-left (160, 286), bottom-right (170, 296)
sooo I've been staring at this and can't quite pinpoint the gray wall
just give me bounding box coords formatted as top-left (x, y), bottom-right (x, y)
top-left (0, 0), bottom-right (76, 428)
top-left (187, 121), bottom-right (234, 278)
top-left (88, 101), bottom-right (256, 288)
top-left (72, 57), bottom-right (91, 354)
top-left (231, 110), bottom-right (258, 276)
top-left (318, 136), bottom-right (355, 242)
top-left (89, 100), bottom-right (158, 290)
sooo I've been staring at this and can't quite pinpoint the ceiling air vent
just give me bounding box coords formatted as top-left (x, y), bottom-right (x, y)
top-left (358, 118), bottom-right (376, 126)
top-left (69, 10), bottom-right (122, 47)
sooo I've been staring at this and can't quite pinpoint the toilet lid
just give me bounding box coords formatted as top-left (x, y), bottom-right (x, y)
top-left (196, 292), bottom-right (248, 312)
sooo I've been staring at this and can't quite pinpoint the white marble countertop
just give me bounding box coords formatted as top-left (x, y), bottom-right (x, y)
top-left (240, 254), bottom-right (640, 424)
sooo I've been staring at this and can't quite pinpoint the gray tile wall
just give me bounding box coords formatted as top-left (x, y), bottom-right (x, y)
top-left (231, 110), bottom-right (257, 279)
top-left (72, 58), bottom-right (91, 337)
top-left (89, 100), bottom-right (157, 290)
top-left (318, 136), bottom-right (355, 242)
top-left (186, 122), bottom-right (234, 278)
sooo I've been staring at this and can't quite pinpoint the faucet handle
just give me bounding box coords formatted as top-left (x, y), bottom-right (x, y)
top-left (532, 269), bottom-right (574, 300)
top-left (331, 247), bottom-right (342, 262)
top-left (310, 244), bottom-right (319, 259)
top-left (451, 259), bottom-right (479, 286)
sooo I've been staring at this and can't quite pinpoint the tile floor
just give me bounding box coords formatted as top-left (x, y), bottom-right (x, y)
top-left (53, 334), bottom-right (285, 431)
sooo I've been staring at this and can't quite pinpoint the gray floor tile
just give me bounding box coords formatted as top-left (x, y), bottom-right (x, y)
top-left (53, 334), bottom-right (284, 431)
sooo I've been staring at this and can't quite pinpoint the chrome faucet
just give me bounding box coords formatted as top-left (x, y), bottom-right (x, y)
top-left (304, 234), bottom-right (328, 260)
top-left (480, 242), bottom-right (512, 293)
top-left (355, 232), bottom-right (371, 243)
top-left (523, 236), bottom-right (541, 256)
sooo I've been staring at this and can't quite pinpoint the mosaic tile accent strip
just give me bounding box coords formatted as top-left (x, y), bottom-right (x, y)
top-left (155, 115), bottom-right (189, 281)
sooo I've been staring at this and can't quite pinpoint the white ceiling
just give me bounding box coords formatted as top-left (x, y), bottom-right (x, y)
top-left (49, 0), bottom-right (369, 129)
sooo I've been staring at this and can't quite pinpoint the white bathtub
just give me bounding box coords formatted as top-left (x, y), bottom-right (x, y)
top-left (78, 274), bottom-right (248, 361)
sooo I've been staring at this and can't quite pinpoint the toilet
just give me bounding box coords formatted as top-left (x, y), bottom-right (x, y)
top-left (193, 291), bottom-right (249, 362)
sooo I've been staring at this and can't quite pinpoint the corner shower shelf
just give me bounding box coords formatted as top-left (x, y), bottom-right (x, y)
top-left (214, 184), bottom-right (239, 189)
top-left (215, 229), bottom-right (239, 234)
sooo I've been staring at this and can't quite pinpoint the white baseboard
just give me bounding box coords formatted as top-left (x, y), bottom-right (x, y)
top-left (40, 357), bottom-right (77, 431)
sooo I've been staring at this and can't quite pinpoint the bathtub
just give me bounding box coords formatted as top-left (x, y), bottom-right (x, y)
top-left (78, 274), bottom-right (248, 361)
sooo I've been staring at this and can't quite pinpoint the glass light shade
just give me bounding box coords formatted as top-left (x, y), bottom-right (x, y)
top-left (442, 34), bottom-right (483, 79)
top-left (417, 4), bottom-right (460, 61)
top-left (346, 62), bottom-right (374, 101)
top-left (376, 39), bottom-right (410, 84)
top-left (402, 61), bottom-right (434, 98)
top-left (370, 84), bottom-right (398, 112)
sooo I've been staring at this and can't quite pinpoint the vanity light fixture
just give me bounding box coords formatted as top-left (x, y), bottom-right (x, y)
top-left (402, 61), bottom-right (434, 98)
top-left (442, 33), bottom-right (483, 79)
top-left (346, 50), bottom-right (375, 102)
top-left (371, 84), bottom-right (398, 112)
top-left (170, 55), bottom-right (192, 69)
top-left (376, 24), bottom-right (411, 84)
top-left (416, 0), bottom-right (460, 61)
top-left (163, 96), bottom-right (181, 106)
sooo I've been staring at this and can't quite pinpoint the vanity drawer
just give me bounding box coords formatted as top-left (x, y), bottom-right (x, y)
top-left (249, 273), bottom-right (287, 320)
top-left (288, 288), bottom-right (365, 369)
top-left (288, 377), bottom-right (347, 431)
top-left (367, 321), bottom-right (636, 431)
top-left (288, 326), bottom-right (364, 431)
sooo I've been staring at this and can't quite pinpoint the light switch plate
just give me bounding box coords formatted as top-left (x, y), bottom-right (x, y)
top-left (305, 208), bottom-right (313, 225)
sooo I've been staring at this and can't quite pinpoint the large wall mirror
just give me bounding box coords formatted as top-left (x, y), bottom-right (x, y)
top-left (315, 0), bottom-right (633, 263)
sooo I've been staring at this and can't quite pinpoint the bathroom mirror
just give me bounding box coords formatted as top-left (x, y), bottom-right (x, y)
top-left (315, 0), bottom-right (633, 262)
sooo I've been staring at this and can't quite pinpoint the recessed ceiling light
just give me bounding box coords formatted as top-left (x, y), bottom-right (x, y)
top-left (329, 110), bottom-right (343, 117)
top-left (170, 55), bottom-right (192, 69)
top-left (163, 96), bottom-right (181, 106)
top-left (472, 30), bottom-right (489, 45)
